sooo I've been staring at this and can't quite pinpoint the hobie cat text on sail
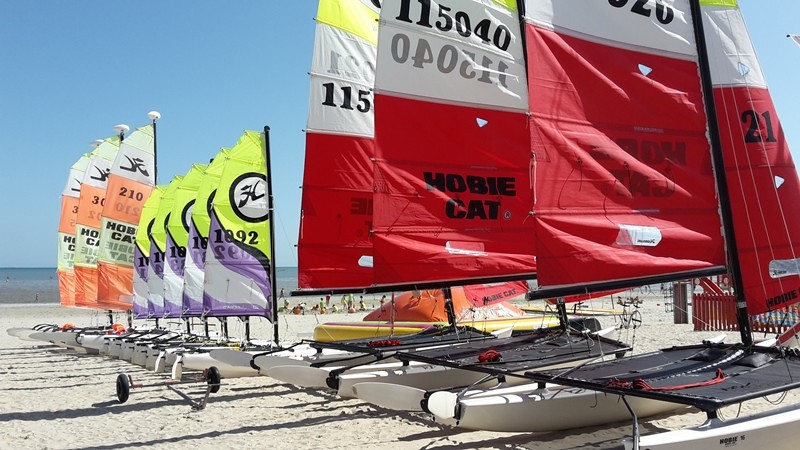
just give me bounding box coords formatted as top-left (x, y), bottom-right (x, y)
top-left (425, 171), bottom-right (515, 220)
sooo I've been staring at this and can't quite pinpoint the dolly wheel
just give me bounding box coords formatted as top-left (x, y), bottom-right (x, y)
top-left (116, 373), bottom-right (131, 403)
top-left (207, 366), bottom-right (221, 394)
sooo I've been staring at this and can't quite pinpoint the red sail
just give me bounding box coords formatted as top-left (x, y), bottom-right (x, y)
top-left (373, 97), bottom-right (536, 284)
top-left (524, 3), bottom-right (725, 289)
top-left (702, 5), bottom-right (800, 315)
top-left (297, 0), bottom-right (379, 290)
top-left (372, 0), bottom-right (535, 287)
top-left (299, 133), bottom-right (374, 289)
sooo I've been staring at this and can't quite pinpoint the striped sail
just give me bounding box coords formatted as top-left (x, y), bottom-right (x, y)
top-left (298, 0), bottom-right (379, 290)
top-left (57, 152), bottom-right (92, 307)
top-left (700, 1), bottom-right (800, 315)
top-left (147, 175), bottom-right (183, 319)
top-left (183, 148), bottom-right (230, 316)
top-left (97, 124), bottom-right (156, 310)
top-left (523, 0), bottom-right (725, 294)
top-left (372, 0), bottom-right (535, 287)
top-left (73, 137), bottom-right (120, 308)
top-left (202, 131), bottom-right (273, 318)
top-left (163, 164), bottom-right (207, 318)
top-left (132, 185), bottom-right (164, 319)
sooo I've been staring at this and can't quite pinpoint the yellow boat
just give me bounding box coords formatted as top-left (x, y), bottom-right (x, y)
top-left (313, 314), bottom-right (562, 342)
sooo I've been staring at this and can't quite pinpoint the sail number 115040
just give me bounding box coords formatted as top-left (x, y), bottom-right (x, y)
top-left (395, 0), bottom-right (512, 52)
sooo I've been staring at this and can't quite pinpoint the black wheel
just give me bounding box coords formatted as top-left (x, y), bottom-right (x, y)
top-left (116, 373), bottom-right (131, 403)
top-left (207, 366), bottom-right (221, 394)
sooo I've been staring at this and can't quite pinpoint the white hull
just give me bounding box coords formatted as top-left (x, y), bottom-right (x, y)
top-left (8, 327), bottom-right (55, 341)
top-left (174, 348), bottom-right (259, 379)
top-left (208, 348), bottom-right (266, 376)
top-left (130, 343), bottom-right (150, 366)
top-left (253, 348), bottom-right (364, 374)
top-left (426, 382), bottom-right (684, 432)
top-left (625, 403), bottom-right (800, 450)
top-left (120, 341), bottom-right (137, 361)
top-left (266, 359), bottom-right (413, 389)
top-left (29, 331), bottom-right (81, 348)
top-left (340, 365), bottom-right (490, 399)
top-left (352, 383), bottom-right (430, 411)
top-left (77, 334), bottom-right (108, 351)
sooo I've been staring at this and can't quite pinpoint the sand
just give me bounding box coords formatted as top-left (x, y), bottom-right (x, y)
top-left (2, 297), bottom-right (799, 450)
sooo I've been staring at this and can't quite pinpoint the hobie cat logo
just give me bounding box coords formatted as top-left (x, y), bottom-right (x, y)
top-left (91, 166), bottom-right (110, 182)
top-left (229, 172), bottom-right (268, 223)
top-left (182, 200), bottom-right (195, 233)
top-left (120, 156), bottom-right (150, 177)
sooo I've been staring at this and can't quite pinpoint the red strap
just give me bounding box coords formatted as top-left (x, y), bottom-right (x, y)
top-left (605, 368), bottom-right (727, 392)
top-left (367, 339), bottom-right (401, 348)
top-left (478, 349), bottom-right (502, 363)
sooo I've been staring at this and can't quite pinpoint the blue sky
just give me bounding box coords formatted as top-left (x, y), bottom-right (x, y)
top-left (1, 1), bottom-right (799, 268)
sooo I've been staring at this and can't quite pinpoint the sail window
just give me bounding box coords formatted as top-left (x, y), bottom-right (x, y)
top-left (476, 118), bottom-right (488, 128)
top-left (775, 175), bottom-right (785, 189)
top-left (738, 62), bottom-right (751, 77)
top-left (769, 259), bottom-right (800, 279)
top-left (638, 64), bottom-right (653, 77)
top-left (615, 224), bottom-right (662, 247)
top-left (445, 241), bottom-right (488, 256)
top-left (357, 255), bottom-right (374, 268)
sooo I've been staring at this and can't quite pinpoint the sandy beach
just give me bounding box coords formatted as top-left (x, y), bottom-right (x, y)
top-left (3, 296), bottom-right (800, 450)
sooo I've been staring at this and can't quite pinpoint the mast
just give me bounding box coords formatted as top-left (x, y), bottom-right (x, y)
top-left (688, 0), bottom-right (752, 346)
top-left (264, 125), bottom-right (279, 345)
top-left (109, 123), bottom-right (129, 326)
top-left (148, 111), bottom-right (160, 185)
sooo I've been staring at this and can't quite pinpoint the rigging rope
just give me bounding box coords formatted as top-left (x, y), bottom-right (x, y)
top-left (605, 367), bottom-right (727, 391)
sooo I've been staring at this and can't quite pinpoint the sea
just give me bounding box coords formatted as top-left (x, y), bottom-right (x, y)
top-left (0, 267), bottom-right (300, 305)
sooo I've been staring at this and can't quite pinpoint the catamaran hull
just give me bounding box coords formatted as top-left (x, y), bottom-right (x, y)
top-left (428, 383), bottom-right (683, 432)
top-left (339, 365), bottom-right (490, 398)
top-left (77, 334), bottom-right (108, 351)
top-left (207, 348), bottom-right (265, 376)
top-left (253, 350), bottom-right (372, 375)
top-left (7, 326), bottom-right (56, 341)
top-left (28, 331), bottom-right (81, 348)
top-left (624, 403), bottom-right (800, 450)
top-left (174, 349), bottom-right (259, 379)
top-left (266, 359), bottom-right (419, 389)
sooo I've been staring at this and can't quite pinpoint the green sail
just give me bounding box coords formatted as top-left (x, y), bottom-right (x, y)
top-left (203, 131), bottom-right (273, 318)
top-left (132, 185), bottom-right (165, 319)
top-left (183, 148), bottom-right (231, 315)
top-left (163, 163), bottom-right (207, 317)
top-left (147, 175), bottom-right (183, 318)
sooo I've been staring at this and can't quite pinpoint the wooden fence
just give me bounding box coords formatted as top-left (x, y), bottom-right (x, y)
top-left (693, 293), bottom-right (799, 334)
